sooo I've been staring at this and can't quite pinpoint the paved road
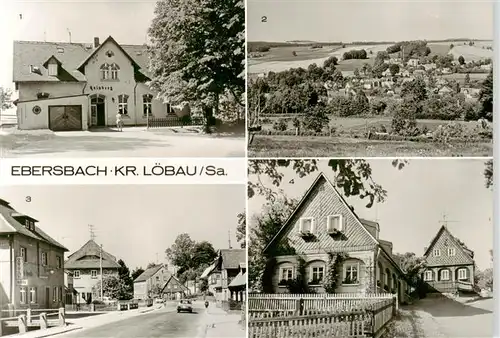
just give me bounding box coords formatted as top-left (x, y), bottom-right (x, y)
top-left (0, 127), bottom-right (245, 158)
top-left (62, 305), bottom-right (205, 338)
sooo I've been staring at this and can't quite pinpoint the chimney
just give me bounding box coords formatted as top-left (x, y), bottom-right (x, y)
top-left (93, 37), bottom-right (100, 48)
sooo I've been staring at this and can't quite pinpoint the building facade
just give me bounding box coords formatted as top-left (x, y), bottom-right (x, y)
top-left (201, 249), bottom-right (246, 302)
top-left (0, 199), bottom-right (68, 310)
top-left (133, 264), bottom-right (171, 300)
top-left (160, 275), bottom-right (189, 300)
top-left (13, 36), bottom-right (190, 131)
top-left (421, 226), bottom-right (475, 294)
top-left (262, 173), bottom-right (408, 302)
top-left (64, 239), bottom-right (120, 304)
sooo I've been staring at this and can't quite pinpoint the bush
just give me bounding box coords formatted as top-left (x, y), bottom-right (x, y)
top-left (272, 118), bottom-right (288, 131)
top-left (180, 115), bottom-right (192, 125)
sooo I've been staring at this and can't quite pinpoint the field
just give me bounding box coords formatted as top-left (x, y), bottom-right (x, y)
top-left (247, 40), bottom-right (493, 75)
top-left (249, 117), bottom-right (492, 157)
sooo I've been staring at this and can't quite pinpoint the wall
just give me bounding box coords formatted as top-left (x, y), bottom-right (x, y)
top-left (17, 95), bottom-right (89, 130)
top-left (133, 281), bottom-right (147, 300)
top-left (0, 237), bottom-right (12, 308)
top-left (12, 235), bottom-right (65, 309)
top-left (71, 268), bottom-right (118, 302)
top-left (17, 82), bottom-right (85, 101)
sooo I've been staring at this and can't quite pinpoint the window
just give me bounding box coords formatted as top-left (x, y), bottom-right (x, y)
top-left (433, 249), bottom-right (441, 257)
top-left (343, 263), bottom-right (359, 284)
top-left (156, 276), bottom-right (160, 281)
top-left (29, 287), bottom-right (37, 304)
top-left (100, 63), bottom-right (110, 80)
top-left (310, 266), bottom-right (324, 284)
top-left (280, 268), bottom-right (293, 281)
top-left (447, 248), bottom-right (456, 256)
top-left (118, 94), bottom-right (129, 115)
top-left (74, 270), bottom-right (80, 278)
top-left (458, 268), bottom-right (467, 280)
top-left (143, 94), bottom-right (153, 116)
top-left (327, 215), bottom-right (343, 233)
top-left (424, 271), bottom-right (433, 281)
top-left (20, 247), bottom-right (27, 262)
top-left (20, 287), bottom-right (27, 304)
top-left (299, 218), bottom-right (314, 233)
top-left (110, 63), bottom-right (120, 80)
top-left (41, 252), bottom-right (47, 266)
top-left (25, 220), bottom-right (34, 231)
top-left (48, 63), bottom-right (58, 76)
top-left (53, 287), bottom-right (58, 302)
top-left (59, 287), bottom-right (63, 302)
top-left (56, 256), bottom-right (62, 269)
top-left (91, 270), bottom-right (97, 278)
top-left (440, 269), bottom-right (450, 281)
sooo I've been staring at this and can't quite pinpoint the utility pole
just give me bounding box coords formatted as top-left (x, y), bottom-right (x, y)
top-left (89, 225), bottom-right (95, 241)
top-left (100, 244), bottom-right (103, 300)
top-left (439, 213), bottom-right (458, 228)
top-left (228, 230), bottom-right (232, 249)
top-left (67, 28), bottom-right (71, 43)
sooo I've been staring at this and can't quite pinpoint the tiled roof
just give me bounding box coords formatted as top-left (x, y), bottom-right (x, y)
top-left (133, 264), bottom-right (167, 283)
top-left (228, 271), bottom-right (246, 288)
top-left (220, 249), bottom-right (246, 270)
top-left (13, 36), bottom-right (151, 83)
top-left (0, 199), bottom-right (68, 251)
top-left (423, 225), bottom-right (474, 267)
top-left (65, 239), bottom-right (121, 269)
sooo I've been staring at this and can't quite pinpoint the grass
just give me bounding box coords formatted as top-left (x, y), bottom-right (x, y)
top-left (427, 43), bottom-right (452, 57)
top-left (248, 135), bottom-right (492, 157)
top-left (334, 58), bottom-right (375, 72)
top-left (250, 45), bottom-right (342, 63)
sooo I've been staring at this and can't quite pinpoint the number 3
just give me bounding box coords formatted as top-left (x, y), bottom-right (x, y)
top-left (25, 196), bottom-right (31, 202)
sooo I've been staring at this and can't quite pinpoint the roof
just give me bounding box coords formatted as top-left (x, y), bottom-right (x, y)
top-left (65, 239), bottom-right (121, 269)
top-left (161, 275), bottom-right (189, 293)
top-left (263, 173), bottom-right (405, 276)
top-left (423, 225), bottom-right (474, 265)
top-left (200, 263), bottom-right (216, 279)
top-left (219, 249), bottom-right (246, 270)
top-left (228, 271), bottom-right (246, 288)
top-left (0, 199), bottom-right (68, 251)
top-left (134, 264), bottom-right (166, 283)
top-left (13, 36), bottom-right (151, 83)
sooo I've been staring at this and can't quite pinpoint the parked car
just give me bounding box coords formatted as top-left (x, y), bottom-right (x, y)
top-left (101, 297), bottom-right (115, 305)
top-left (154, 298), bottom-right (165, 303)
top-left (177, 300), bottom-right (193, 313)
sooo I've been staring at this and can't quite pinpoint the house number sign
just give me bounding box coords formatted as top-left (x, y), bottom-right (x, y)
top-left (90, 85), bottom-right (113, 91)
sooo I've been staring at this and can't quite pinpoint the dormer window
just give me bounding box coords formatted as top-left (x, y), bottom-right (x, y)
top-left (24, 219), bottom-right (35, 231)
top-left (327, 215), bottom-right (343, 234)
top-left (110, 63), bottom-right (120, 80)
top-left (48, 63), bottom-right (58, 76)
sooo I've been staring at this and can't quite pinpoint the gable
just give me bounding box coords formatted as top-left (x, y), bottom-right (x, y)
top-left (424, 227), bottom-right (474, 267)
top-left (268, 174), bottom-right (378, 256)
top-left (82, 39), bottom-right (135, 82)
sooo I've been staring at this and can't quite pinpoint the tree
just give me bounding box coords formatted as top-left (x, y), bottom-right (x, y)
top-left (478, 69), bottom-right (493, 121)
top-left (192, 241), bottom-right (217, 268)
top-left (117, 259), bottom-right (133, 299)
top-left (165, 233), bottom-right (196, 275)
top-left (458, 55), bottom-right (465, 65)
top-left (484, 159), bottom-right (493, 189)
top-left (92, 275), bottom-right (130, 300)
top-left (131, 267), bottom-right (145, 281)
top-left (389, 64), bottom-right (400, 76)
top-left (393, 252), bottom-right (426, 286)
top-left (236, 211), bottom-right (246, 248)
top-left (323, 56), bottom-right (338, 68)
top-left (148, 0), bottom-right (245, 131)
top-left (0, 87), bottom-right (13, 122)
top-left (146, 262), bottom-right (157, 269)
top-left (354, 68), bottom-right (360, 78)
top-left (465, 73), bottom-right (470, 85)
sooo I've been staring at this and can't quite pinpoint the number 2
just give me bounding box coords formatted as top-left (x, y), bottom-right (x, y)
top-left (261, 16), bottom-right (267, 23)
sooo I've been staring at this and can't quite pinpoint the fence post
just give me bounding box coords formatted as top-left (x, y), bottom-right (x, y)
top-left (18, 314), bottom-right (27, 333)
top-left (299, 298), bottom-right (304, 316)
top-left (26, 308), bottom-right (31, 325)
top-left (39, 313), bottom-right (47, 330)
top-left (58, 307), bottom-right (66, 326)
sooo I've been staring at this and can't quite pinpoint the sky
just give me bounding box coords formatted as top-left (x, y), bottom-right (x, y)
top-left (0, 0), bottom-right (158, 107)
top-left (248, 0), bottom-right (494, 42)
top-left (248, 159), bottom-right (493, 271)
top-left (0, 184), bottom-right (246, 270)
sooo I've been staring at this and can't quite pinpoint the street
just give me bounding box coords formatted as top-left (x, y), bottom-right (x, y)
top-left (0, 127), bottom-right (245, 158)
top-left (61, 304), bottom-right (206, 338)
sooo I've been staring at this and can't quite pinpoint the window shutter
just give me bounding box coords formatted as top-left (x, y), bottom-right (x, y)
top-left (310, 218), bottom-right (315, 233)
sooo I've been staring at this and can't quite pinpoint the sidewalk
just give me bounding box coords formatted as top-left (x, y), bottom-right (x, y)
top-left (11, 305), bottom-right (164, 338)
top-left (201, 306), bottom-right (245, 338)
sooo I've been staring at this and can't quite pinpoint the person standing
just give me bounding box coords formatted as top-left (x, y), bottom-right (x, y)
top-left (116, 111), bottom-right (123, 131)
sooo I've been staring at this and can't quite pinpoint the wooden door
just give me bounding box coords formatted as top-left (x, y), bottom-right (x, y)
top-left (49, 105), bottom-right (82, 131)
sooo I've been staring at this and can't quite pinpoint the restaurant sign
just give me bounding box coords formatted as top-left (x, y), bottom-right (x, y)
top-left (89, 85), bottom-right (113, 91)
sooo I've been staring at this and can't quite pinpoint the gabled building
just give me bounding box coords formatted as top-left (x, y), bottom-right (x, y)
top-left (64, 239), bottom-right (121, 304)
top-left (262, 173), bottom-right (408, 302)
top-left (421, 226), bottom-right (475, 294)
top-left (133, 264), bottom-right (171, 300)
top-left (160, 275), bottom-right (190, 300)
top-left (0, 199), bottom-right (68, 310)
top-left (200, 249), bottom-right (246, 302)
top-left (13, 36), bottom-right (189, 131)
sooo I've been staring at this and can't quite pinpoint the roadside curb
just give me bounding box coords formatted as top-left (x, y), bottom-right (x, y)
top-left (10, 325), bottom-right (83, 338)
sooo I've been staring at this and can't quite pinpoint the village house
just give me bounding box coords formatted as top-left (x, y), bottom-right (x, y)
top-left (200, 249), bottom-right (246, 302)
top-left (262, 173), bottom-right (409, 303)
top-left (460, 87), bottom-right (481, 100)
top-left (12, 36), bottom-right (190, 131)
top-left (133, 264), bottom-right (172, 300)
top-left (0, 199), bottom-right (68, 310)
top-left (423, 63), bottom-right (437, 71)
top-left (407, 58), bottom-right (420, 67)
top-left (64, 271), bottom-right (78, 306)
top-left (160, 275), bottom-right (190, 300)
top-left (421, 226), bottom-right (475, 294)
top-left (438, 86), bottom-right (453, 96)
top-left (64, 239), bottom-right (120, 304)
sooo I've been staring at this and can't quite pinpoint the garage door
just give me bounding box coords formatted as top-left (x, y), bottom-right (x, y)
top-left (49, 105), bottom-right (82, 131)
